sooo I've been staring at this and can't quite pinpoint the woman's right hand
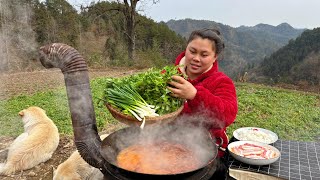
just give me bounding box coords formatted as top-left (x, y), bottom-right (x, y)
top-left (167, 75), bottom-right (197, 100)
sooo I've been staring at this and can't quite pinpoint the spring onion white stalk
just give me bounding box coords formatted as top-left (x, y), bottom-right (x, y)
top-left (140, 117), bottom-right (146, 129)
top-left (106, 84), bottom-right (159, 121)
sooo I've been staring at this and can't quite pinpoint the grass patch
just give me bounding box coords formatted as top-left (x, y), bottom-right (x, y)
top-left (0, 80), bottom-right (319, 142)
top-left (227, 83), bottom-right (320, 141)
top-left (0, 78), bottom-right (117, 136)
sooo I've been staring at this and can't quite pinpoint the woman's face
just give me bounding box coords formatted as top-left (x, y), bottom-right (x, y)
top-left (185, 37), bottom-right (217, 80)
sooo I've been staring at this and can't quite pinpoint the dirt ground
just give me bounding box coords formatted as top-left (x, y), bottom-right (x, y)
top-left (0, 67), bottom-right (144, 100)
top-left (0, 68), bottom-right (138, 180)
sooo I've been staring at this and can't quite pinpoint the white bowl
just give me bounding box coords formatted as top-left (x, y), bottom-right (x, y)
top-left (233, 127), bottom-right (278, 144)
top-left (228, 141), bottom-right (280, 166)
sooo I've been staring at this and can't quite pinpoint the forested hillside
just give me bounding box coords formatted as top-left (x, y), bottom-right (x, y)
top-left (0, 0), bottom-right (186, 72)
top-left (254, 28), bottom-right (320, 85)
top-left (166, 19), bottom-right (305, 78)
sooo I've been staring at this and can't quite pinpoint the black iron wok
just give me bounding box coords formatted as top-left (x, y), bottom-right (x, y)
top-left (100, 125), bottom-right (218, 180)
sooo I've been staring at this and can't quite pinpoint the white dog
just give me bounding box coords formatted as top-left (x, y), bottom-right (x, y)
top-left (0, 106), bottom-right (59, 175)
top-left (53, 134), bottom-right (108, 180)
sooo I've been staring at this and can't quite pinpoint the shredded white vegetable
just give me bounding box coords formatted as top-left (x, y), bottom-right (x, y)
top-left (237, 129), bottom-right (274, 144)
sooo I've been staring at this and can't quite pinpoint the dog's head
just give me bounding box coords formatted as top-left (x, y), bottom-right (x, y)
top-left (53, 162), bottom-right (82, 180)
top-left (19, 106), bottom-right (48, 126)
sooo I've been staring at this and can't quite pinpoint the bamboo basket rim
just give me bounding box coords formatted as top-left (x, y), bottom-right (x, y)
top-left (105, 103), bottom-right (184, 126)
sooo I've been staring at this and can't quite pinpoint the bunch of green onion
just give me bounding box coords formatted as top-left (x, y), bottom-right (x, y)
top-left (105, 83), bottom-right (159, 122)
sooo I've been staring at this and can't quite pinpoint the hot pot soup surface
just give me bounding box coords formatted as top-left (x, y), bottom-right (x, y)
top-left (117, 140), bottom-right (202, 175)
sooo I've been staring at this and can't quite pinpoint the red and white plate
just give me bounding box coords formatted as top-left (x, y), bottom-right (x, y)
top-left (228, 141), bottom-right (280, 166)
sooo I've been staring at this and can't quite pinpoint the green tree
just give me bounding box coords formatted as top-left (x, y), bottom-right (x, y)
top-left (31, 1), bottom-right (49, 44)
top-left (84, 0), bottom-right (160, 61)
top-left (44, 0), bottom-right (79, 46)
top-left (259, 28), bottom-right (320, 85)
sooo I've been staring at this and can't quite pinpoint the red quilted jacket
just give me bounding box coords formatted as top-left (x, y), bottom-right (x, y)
top-left (175, 52), bottom-right (238, 157)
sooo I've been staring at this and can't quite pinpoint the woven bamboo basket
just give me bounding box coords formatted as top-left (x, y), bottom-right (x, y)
top-left (106, 103), bottom-right (184, 126)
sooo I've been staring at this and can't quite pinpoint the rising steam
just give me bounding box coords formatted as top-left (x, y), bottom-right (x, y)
top-left (0, 0), bottom-right (39, 72)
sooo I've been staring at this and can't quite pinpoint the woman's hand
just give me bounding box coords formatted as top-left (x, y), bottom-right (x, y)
top-left (167, 75), bottom-right (197, 100)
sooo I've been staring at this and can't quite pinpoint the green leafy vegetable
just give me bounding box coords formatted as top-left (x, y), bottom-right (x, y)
top-left (103, 65), bottom-right (185, 118)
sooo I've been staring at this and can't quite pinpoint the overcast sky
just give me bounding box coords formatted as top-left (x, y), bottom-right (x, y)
top-left (67, 0), bottom-right (320, 29)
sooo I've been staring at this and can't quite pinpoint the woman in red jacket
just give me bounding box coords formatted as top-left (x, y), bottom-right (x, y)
top-left (168, 28), bottom-right (238, 179)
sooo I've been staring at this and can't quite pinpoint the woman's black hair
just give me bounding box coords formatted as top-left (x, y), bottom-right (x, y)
top-left (187, 28), bottom-right (225, 55)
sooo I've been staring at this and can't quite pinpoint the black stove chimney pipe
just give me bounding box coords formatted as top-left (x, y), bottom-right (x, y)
top-left (38, 43), bottom-right (106, 172)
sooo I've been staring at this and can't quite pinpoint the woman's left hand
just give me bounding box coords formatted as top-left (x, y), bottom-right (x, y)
top-left (167, 75), bottom-right (197, 100)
